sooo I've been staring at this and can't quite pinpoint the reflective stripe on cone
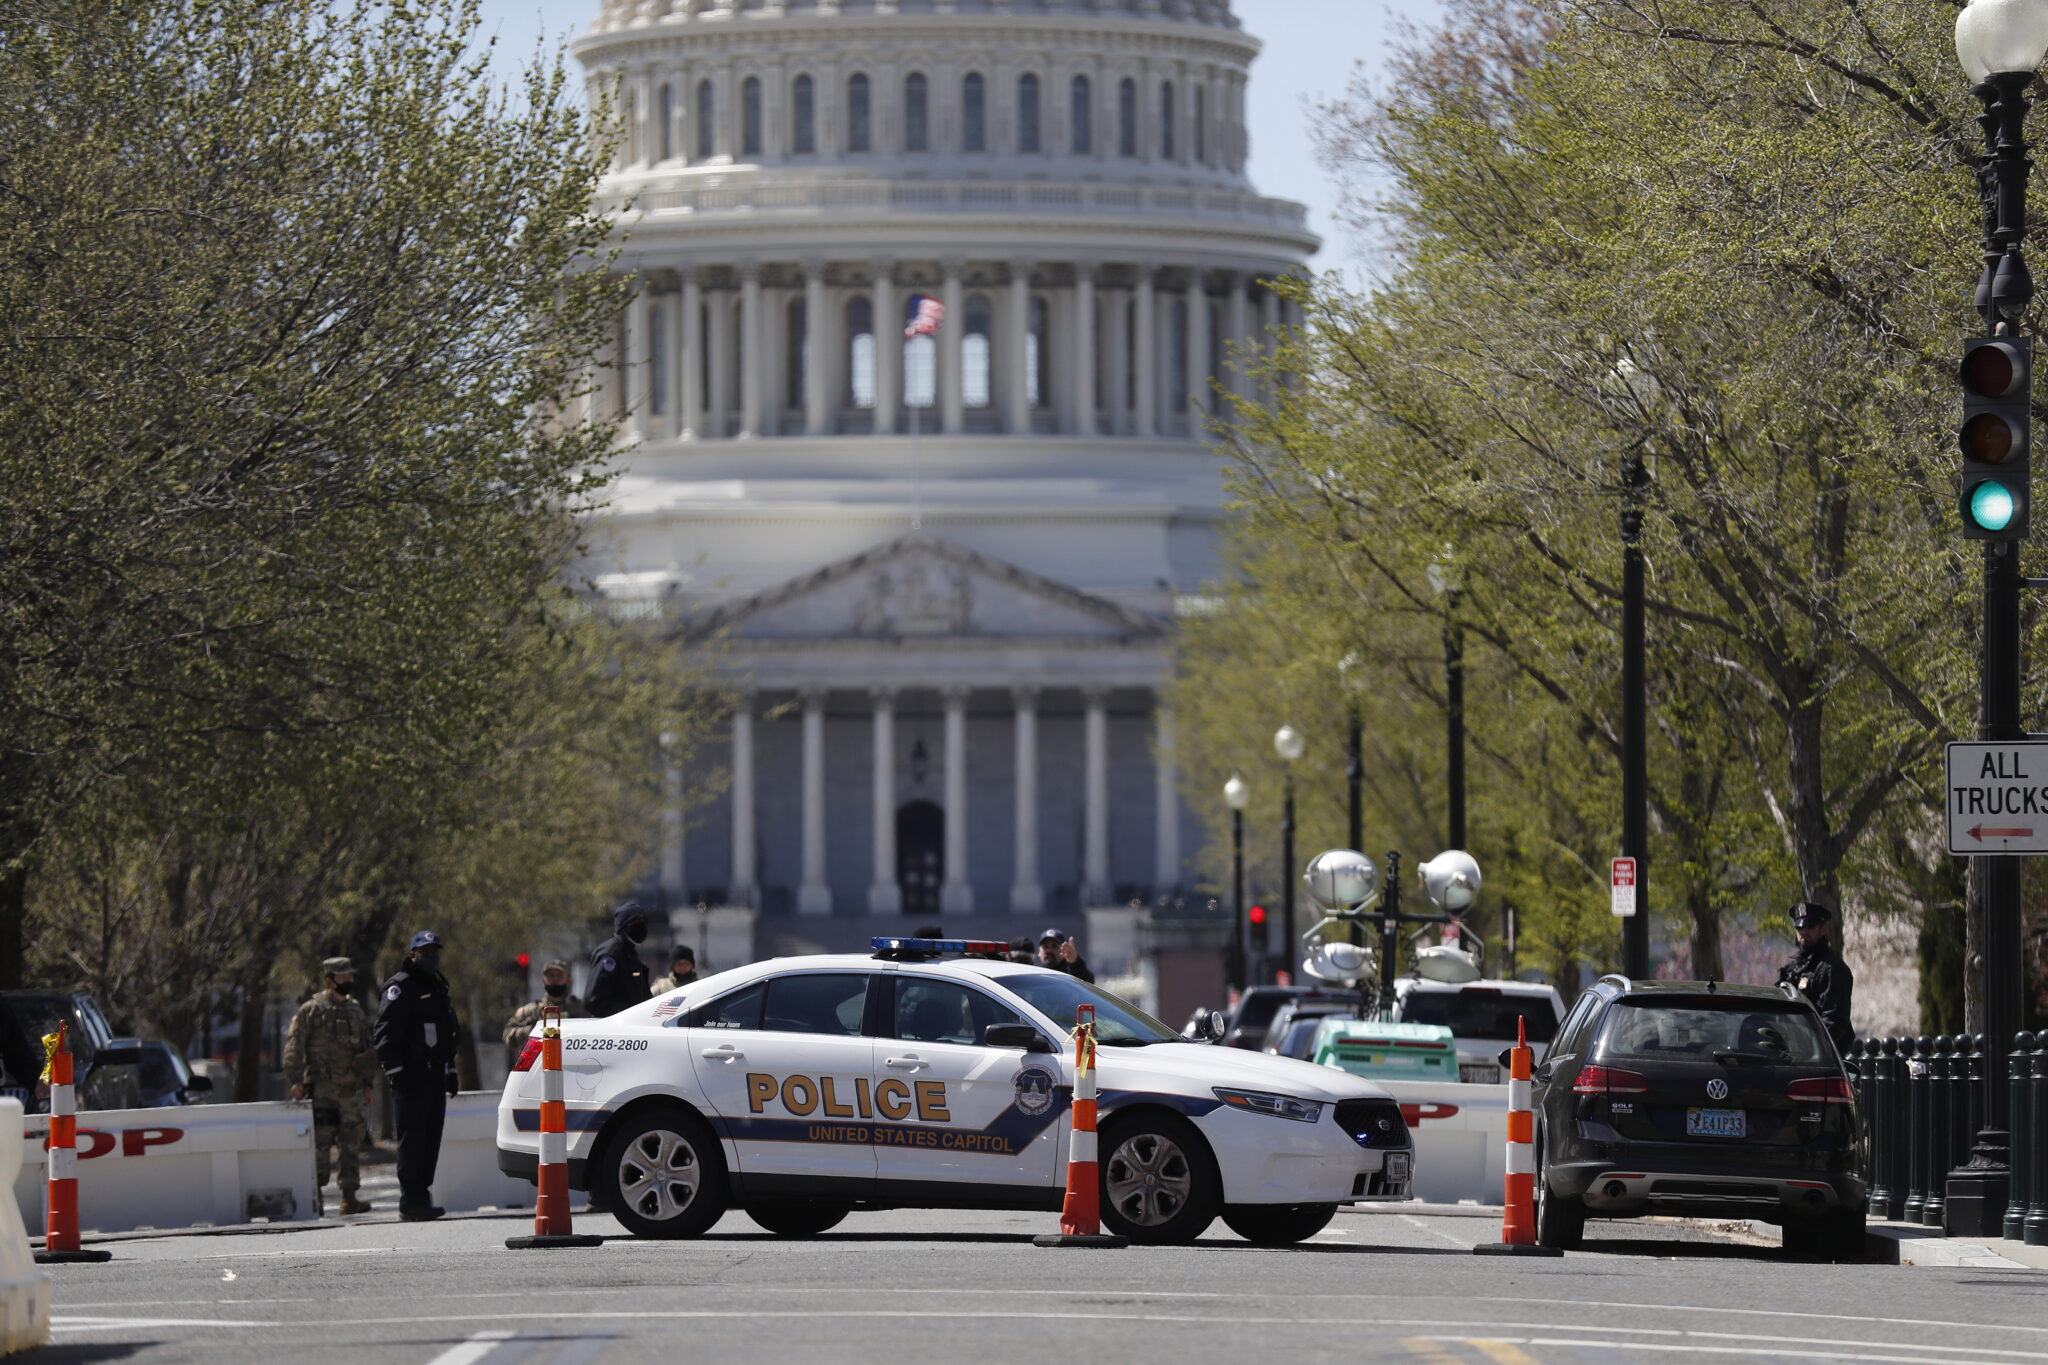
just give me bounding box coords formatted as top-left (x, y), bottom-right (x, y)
top-left (506, 1005), bottom-right (602, 1250)
top-left (1034, 1003), bottom-right (1127, 1248)
top-left (36, 1022), bottom-right (111, 1262)
top-left (1473, 1014), bottom-right (1563, 1258)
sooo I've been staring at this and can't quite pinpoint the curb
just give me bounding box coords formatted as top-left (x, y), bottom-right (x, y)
top-left (1861, 1222), bottom-right (2045, 1270)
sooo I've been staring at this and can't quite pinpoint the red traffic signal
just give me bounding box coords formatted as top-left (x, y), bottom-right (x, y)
top-left (515, 952), bottom-right (531, 969)
top-left (1248, 904), bottom-right (1266, 925)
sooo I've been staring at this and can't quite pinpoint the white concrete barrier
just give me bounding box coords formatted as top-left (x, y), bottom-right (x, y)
top-left (0, 1100), bottom-right (50, 1354)
top-left (434, 1091), bottom-right (585, 1215)
top-left (12, 1102), bottom-right (316, 1234)
top-left (1377, 1079), bottom-right (1509, 1205)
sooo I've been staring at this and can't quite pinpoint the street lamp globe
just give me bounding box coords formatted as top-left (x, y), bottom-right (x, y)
top-left (1223, 772), bottom-right (1249, 811)
top-left (1273, 724), bottom-right (1306, 763)
top-left (1957, 0), bottom-right (2048, 82)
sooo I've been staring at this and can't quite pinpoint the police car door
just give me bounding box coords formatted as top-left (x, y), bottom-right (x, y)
top-left (871, 974), bottom-right (1063, 1193)
top-left (686, 970), bottom-right (879, 1188)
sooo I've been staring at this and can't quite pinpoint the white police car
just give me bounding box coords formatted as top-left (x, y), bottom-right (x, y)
top-left (498, 938), bottom-right (1413, 1245)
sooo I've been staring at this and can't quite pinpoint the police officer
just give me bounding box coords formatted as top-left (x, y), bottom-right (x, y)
top-left (1778, 901), bottom-right (1855, 1054)
top-left (1035, 928), bottom-right (1096, 983)
top-left (283, 958), bottom-right (377, 1215)
top-left (586, 902), bottom-right (651, 1016)
top-left (501, 960), bottom-right (588, 1067)
top-left (650, 944), bottom-right (697, 996)
top-left (373, 930), bottom-right (461, 1221)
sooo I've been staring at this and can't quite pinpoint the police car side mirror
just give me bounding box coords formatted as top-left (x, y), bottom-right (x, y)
top-left (186, 1074), bottom-right (213, 1095)
top-left (983, 1023), bottom-right (1052, 1052)
top-left (1497, 1048), bottom-right (1514, 1070)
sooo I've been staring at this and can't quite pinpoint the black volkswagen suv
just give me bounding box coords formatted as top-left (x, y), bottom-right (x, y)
top-left (1530, 977), bottom-right (1866, 1260)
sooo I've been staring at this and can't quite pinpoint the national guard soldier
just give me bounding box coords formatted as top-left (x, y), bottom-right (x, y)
top-left (650, 944), bottom-right (697, 996)
top-left (502, 959), bottom-right (588, 1067)
top-left (585, 902), bottom-right (651, 1017)
top-left (373, 930), bottom-right (461, 1222)
top-left (1778, 901), bottom-right (1856, 1054)
top-left (283, 957), bottom-right (377, 1215)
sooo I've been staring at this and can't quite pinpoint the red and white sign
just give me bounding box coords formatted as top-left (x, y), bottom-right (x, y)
top-left (1610, 857), bottom-right (1637, 918)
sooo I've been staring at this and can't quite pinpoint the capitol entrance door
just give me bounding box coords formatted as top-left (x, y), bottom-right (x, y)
top-left (897, 800), bottom-right (943, 918)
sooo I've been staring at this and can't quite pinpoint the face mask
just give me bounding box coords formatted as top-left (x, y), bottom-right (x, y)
top-left (544, 981), bottom-right (568, 999)
top-left (625, 920), bottom-right (647, 944)
top-left (330, 979), bottom-right (352, 996)
top-left (415, 954), bottom-right (443, 977)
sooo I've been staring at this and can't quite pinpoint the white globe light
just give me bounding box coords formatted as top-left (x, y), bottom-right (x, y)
top-left (1958, 0), bottom-right (2048, 82)
top-left (1303, 940), bottom-right (1374, 984)
top-left (1273, 724), bottom-right (1306, 762)
top-left (1222, 772), bottom-right (1249, 810)
top-left (1301, 848), bottom-right (1380, 910)
top-left (1418, 849), bottom-right (1483, 912)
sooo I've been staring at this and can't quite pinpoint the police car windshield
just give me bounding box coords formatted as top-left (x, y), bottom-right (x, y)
top-left (996, 974), bottom-right (1179, 1044)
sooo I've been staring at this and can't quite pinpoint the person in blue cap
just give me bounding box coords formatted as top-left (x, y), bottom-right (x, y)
top-left (1776, 901), bottom-right (1855, 1054)
top-left (373, 930), bottom-right (462, 1221)
top-left (586, 902), bottom-right (652, 1016)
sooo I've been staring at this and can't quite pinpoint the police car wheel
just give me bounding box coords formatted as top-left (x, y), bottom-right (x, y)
top-left (600, 1106), bottom-right (727, 1239)
top-left (746, 1203), bottom-right (850, 1237)
top-left (1098, 1113), bottom-right (1220, 1245)
top-left (1219, 1202), bottom-right (1338, 1245)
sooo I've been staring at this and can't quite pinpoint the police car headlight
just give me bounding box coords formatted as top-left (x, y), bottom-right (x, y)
top-left (1212, 1087), bottom-right (1324, 1123)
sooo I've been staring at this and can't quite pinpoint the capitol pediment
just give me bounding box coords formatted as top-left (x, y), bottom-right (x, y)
top-left (688, 533), bottom-right (1165, 643)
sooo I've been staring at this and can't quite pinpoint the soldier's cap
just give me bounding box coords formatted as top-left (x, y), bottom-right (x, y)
top-left (321, 957), bottom-right (354, 976)
top-left (542, 959), bottom-right (572, 974)
top-left (1789, 901), bottom-right (1832, 929)
top-left (409, 929), bottom-right (443, 951)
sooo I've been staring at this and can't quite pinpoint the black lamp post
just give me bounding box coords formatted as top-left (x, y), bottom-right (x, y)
top-left (1947, 0), bottom-right (2048, 1239)
top-left (1224, 773), bottom-right (1249, 993)
top-left (1620, 451), bottom-right (1650, 982)
top-left (1427, 564), bottom-right (1469, 854)
top-left (1275, 724), bottom-right (1305, 974)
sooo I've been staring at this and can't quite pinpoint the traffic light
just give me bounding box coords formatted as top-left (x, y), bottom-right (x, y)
top-left (1960, 336), bottom-right (2031, 539)
top-left (1247, 904), bottom-right (1266, 927)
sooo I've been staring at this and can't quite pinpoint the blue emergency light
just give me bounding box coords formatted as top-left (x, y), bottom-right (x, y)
top-left (870, 936), bottom-right (1011, 958)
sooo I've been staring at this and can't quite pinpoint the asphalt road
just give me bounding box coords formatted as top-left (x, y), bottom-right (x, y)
top-left (31, 1203), bottom-right (2048, 1365)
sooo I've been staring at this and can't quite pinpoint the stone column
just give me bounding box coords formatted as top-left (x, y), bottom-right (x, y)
top-left (679, 267), bottom-right (704, 440)
top-left (626, 283), bottom-right (654, 439)
top-left (1185, 270), bottom-right (1209, 421)
top-left (1083, 687), bottom-right (1110, 905)
top-left (940, 259), bottom-right (965, 436)
top-left (1153, 699), bottom-right (1179, 894)
top-left (940, 685), bottom-right (973, 912)
top-left (1260, 285), bottom-right (1282, 404)
top-left (730, 697), bottom-right (757, 908)
top-left (798, 689), bottom-right (831, 914)
top-left (1226, 271), bottom-right (1251, 406)
top-left (1006, 259), bottom-right (1032, 434)
top-left (872, 259), bottom-right (899, 435)
top-left (659, 285), bottom-right (683, 440)
top-left (1107, 279), bottom-right (1130, 436)
top-left (708, 283), bottom-right (734, 439)
top-left (804, 260), bottom-right (830, 435)
top-left (1071, 263), bottom-right (1097, 436)
top-left (868, 688), bottom-right (902, 913)
top-left (738, 263), bottom-right (763, 439)
top-left (1132, 267), bottom-right (1156, 438)
top-left (1010, 687), bottom-right (1043, 913)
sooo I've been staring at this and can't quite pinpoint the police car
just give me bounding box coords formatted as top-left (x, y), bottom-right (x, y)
top-left (498, 938), bottom-right (1413, 1245)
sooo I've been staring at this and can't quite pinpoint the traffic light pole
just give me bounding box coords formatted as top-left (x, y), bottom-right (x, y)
top-left (1620, 457), bottom-right (1650, 981)
top-left (1280, 772), bottom-right (1297, 979)
top-left (1230, 808), bottom-right (1247, 994)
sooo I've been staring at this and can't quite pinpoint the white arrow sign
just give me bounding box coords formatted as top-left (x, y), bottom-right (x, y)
top-left (1946, 741), bottom-right (2048, 855)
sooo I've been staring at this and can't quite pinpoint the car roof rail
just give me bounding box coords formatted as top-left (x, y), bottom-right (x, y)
top-left (1596, 973), bottom-right (1632, 992)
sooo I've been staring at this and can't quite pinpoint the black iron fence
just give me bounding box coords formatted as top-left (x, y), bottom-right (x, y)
top-left (1846, 1033), bottom-right (2048, 1246)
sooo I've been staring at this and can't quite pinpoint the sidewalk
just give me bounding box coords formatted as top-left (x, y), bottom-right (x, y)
top-left (1863, 1220), bottom-right (2048, 1270)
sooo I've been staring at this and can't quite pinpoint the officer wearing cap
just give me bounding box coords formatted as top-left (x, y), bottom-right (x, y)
top-left (283, 957), bottom-right (376, 1215)
top-left (373, 930), bottom-right (462, 1221)
top-left (650, 944), bottom-right (698, 996)
top-left (501, 961), bottom-right (589, 1067)
top-left (1035, 928), bottom-right (1095, 983)
top-left (1777, 901), bottom-right (1855, 1054)
top-left (586, 902), bottom-right (652, 1017)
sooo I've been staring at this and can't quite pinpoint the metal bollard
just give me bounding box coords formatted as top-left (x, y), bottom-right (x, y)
top-left (1854, 1041), bottom-right (1884, 1221)
top-left (1903, 1036), bottom-right (1929, 1224)
top-left (1880, 1037), bottom-right (1908, 1220)
top-left (2007, 1032), bottom-right (2034, 1244)
top-left (1921, 1036), bottom-right (1950, 1227)
top-left (2027, 1032), bottom-right (2047, 1247)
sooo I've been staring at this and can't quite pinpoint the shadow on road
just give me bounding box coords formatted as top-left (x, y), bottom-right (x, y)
top-left (1580, 1235), bottom-right (1790, 1261)
top-left (20, 1346), bottom-right (149, 1363)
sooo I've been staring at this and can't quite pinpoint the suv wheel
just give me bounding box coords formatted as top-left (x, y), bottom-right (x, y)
top-left (1219, 1202), bottom-right (1338, 1245)
top-left (1098, 1112), bottom-right (1220, 1245)
top-left (1533, 1136), bottom-right (1584, 1250)
top-left (600, 1105), bottom-right (729, 1239)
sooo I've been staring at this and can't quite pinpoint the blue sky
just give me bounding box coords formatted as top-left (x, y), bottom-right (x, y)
top-left (466, 0), bottom-right (1444, 269)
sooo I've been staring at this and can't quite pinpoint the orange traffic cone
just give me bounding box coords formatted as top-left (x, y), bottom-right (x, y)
top-left (507, 1006), bottom-right (603, 1250)
top-left (1035, 1004), bottom-right (1127, 1248)
top-left (1474, 1015), bottom-right (1562, 1257)
top-left (37, 1023), bottom-right (111, 1264)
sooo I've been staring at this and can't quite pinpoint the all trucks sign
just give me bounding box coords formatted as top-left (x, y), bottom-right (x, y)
top-left (1946, 741), bottom-right (2048, 855)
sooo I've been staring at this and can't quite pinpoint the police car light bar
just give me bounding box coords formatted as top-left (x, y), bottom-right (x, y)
top-left (870, 936), bottom-right (1011, 959)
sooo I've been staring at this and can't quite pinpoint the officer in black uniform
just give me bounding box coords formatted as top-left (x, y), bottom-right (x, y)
top-left (1777, 901), bottom-right (1855, 1055)
top-left (373, 930), bottom-right (462, 1221)
top-left (585, 901), bottom-right (652, 1017)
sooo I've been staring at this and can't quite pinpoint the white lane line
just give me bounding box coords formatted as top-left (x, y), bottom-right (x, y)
top-left (103, 1246), bottom-right (402, 1262)
top-left (424, 1329), bottom-right (519, 1365)
top-left (1452, 1337), bottom-right (2028, 1365)
top-left (1402, 1214), bottom-right (1477, 1248)
top-left (52, 1317), bottom-right (267, 1332)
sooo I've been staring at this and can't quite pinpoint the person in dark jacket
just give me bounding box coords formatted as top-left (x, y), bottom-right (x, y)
top-left (373, 930), bottom-right (462, 1221)
top-left (1035, 928), bottom-right (1095, 983)
top-left (586, 902), bottom-right (652, 1016)
top-left (1776, 901), bottom-right (1855, 1054)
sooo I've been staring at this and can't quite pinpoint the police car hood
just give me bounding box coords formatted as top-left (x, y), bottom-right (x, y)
top-left (1100, 1041), bottom-right (1394, 1103)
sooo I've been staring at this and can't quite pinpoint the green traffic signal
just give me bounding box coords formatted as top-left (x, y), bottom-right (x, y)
top-left (1969, 480), bottom-right (2019, 532)
top-left (1959, 336), bottom-right (2032, 541)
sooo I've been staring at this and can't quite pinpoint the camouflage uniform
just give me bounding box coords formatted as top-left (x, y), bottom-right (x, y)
top-left (283, 974), bottom-right (377, 1202)
top-left (502, 976), bottom-right (589, 1066)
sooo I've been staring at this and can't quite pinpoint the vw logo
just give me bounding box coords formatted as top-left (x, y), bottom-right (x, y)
top-left (1706, 1078), bottom-right (1729, 1100)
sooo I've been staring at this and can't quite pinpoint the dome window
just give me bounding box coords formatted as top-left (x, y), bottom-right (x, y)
top-left (904, 72), bottom-right (929, 152)
top-left (847, 73), bottom-right (871, 153)
top-left (793, 75), bottom-right (816, 155)
top-left (1071, 75), bottom-right (1092, 155)
top-left (1017, 73), bottom-right (1040, 154)
top-left (1160, 80), bottom-right (1175, 160)
top-left (963, 73), bottom-right (986, 153)
top-left (695, 78), bottom-right (715, 160)
top-left (741, 76), bottom-right (762, 157)
top-left (846, 296), bottom-right (877, 410)
top-left (1117, 78), bottom-right (1136, 157)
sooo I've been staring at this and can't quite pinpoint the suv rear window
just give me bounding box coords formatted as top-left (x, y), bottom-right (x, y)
top-left (1597, 998), bottom-right (1829, 1065)
top-left (1399, 991), bottom-right (1559, 1042)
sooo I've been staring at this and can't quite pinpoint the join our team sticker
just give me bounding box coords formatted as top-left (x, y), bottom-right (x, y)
top-left (1012, 1065), bottom-right (1057, 1117)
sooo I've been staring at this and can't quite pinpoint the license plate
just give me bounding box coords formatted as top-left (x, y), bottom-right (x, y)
top-left (1460, 1064), bottom-right (1502, 1085)
top-left (1385, 1152), bottom-right (1411, 1183)
top-left (1686, 1107), bottom-right (1747, 1138)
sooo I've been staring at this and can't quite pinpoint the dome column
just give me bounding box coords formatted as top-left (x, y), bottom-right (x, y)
top-left (1225, 270), bottom-right (1250, 412)
top-left (805, 260), bottom-right (831, 436)
top-left (872, 258), bottom-right (899, 435)
top-left (869, 687), bottom-right (901, 914)
top-left (940, 258), bottom-right (966, 436)
top-left (1184, 268), bottom-right (1209, 423)
top-left (738, 261), bottom-right (763, 439)
top-left (1007, 259), bottom-right (1033, 435)
top-left (627, 282), bottom-right (656, 440)
top-left (708, 279), bottom-right (734, 438)
top-left (1010, 686), bottom-right (1043, 913)
top-left (679, 266), bottom-right (703, 441)
top-left (1132, 266), bottom-right (1156, 438)
top-left (798, 687), bottom-right (831, 915)
top-left (1083, 686), bottom-right (1111, 905)
top-left (940, 685), bottom-right (974, 912)
top-left (1071, 262), bottom-right (1098, 436)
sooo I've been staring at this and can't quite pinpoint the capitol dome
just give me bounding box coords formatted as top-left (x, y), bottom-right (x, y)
top-left (574, 0), bottom-right (1312, 950)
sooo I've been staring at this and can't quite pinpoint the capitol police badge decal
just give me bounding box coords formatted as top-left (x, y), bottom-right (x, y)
top-left (1012, 1065), bottom-right (1057, 1117)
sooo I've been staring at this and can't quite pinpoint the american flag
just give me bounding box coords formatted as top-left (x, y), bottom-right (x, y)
top-left (652, 995), bottom-right (686, 1020)
top-left (904, 294), bottom-right (945, 339)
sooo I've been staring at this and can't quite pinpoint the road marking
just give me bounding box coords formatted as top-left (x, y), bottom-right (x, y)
top-left (1403, 1214), bottom-right (1477, 1247)
top-left (424, 1330), bottom-right (518, 1365)
top-left (52, 1317), bottom-right (267, 1332)
top-left (1401, 1339), bottom-right (1471, 1365)
top-left (1470, 1342), bottom-right (1545, 1365)
top-left (1446, 1337), bottom-right (2030, 1365)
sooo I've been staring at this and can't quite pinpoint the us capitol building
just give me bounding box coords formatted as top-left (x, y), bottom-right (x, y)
top-left (573, 0), bottom-right (1314, 971)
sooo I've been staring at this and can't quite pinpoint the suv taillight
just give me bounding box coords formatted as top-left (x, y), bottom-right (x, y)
top-left (1574, 1064), bottom-right (1649, 1095)
top-left (512, 1039), bottom-right (543, 1072)
top-left (1787, 1077), bottom-right (1853, 1104)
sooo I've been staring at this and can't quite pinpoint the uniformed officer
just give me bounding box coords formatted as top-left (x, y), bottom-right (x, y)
top-left (283, 957), bottom-right (377, 1215)
top-left (586, 902), bottom-right (651, 1016)
top-left (650, 944), bottom-right (697, 996)
top-left (501, 960), bottom-right (588, 1066)
top-left (373, 930), bottom-right (461, 1221)
top-left (1036, 928), bottom-right (1096, 983)
top-left (1777, 901), bottom-right (1856, 1054)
